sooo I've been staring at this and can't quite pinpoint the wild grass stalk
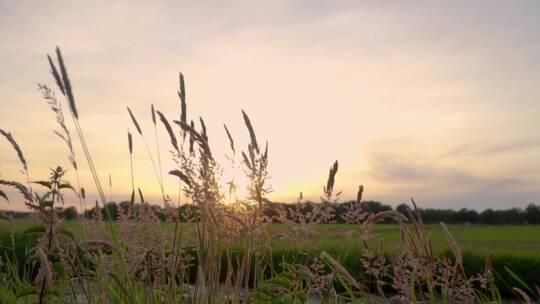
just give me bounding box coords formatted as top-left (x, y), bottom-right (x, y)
top-left (47, 48), bottom-right (107, 209)
top-left (0, 129), bottom-right (33, 196)
top-left (38, 84), bottom-right (88, 239)
top-left (127, 106), bottom-right (167, 205)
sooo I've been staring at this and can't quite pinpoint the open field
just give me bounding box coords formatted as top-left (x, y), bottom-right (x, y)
top-left (3, 219), bottom-right (540, 257)
top-left (4, 218), bottom-right (540, 299)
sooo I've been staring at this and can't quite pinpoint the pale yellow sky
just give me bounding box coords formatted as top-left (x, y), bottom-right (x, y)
top-left (1, 1), bottom-right (540, 211)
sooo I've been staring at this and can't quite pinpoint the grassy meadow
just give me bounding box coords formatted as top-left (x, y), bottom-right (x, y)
top-left (3, 219), bottom-right (540, 257)
top-left (3, 218), bottom-right (540, 300)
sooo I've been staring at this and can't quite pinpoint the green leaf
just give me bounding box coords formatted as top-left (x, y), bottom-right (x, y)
top-left (296, 292), bottom-right (308, 303)
top-left (59, 182), bottom-right (75, 191)
top-left (16, 287), bottom-right (37, 298)
top-left (505, 266), bottom-right (534, 294)
top-left (33, 180), bottom-right (52, 189)
top-left (0, 189), bottom-right (8, 202)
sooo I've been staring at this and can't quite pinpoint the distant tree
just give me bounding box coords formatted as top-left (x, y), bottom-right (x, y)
top-left (456, 208), bottom-right (478, 224)
top-left (151, 204), bottom-right (165, 221)
top-left (480, 209), bottom-right (496, 224)
top-left (102, 202), bottom-right (118, 220)
top-left (119, 201), bottom-right (131, 215)
top-left (395, 204), bottom-right (410, 216)
top-left (62, 206), bottom-right (79, 220)
top-left (420, 208), bottom-right (455, 224)
top-left (361, 201), bottom-right (392, 214)
top-left (505, 208), bottom-right (525, 224)
top-left (525, 204), bottom-right (540, 224)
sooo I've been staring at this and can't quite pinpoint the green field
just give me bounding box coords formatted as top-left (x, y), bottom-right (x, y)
top-left (3, 219), bottom-right (540, 257)
top-left (270, 223), bottom-right (540, 257)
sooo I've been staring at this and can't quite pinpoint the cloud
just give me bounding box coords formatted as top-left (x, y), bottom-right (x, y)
top-left (364, 145), bottom-right (539, 210)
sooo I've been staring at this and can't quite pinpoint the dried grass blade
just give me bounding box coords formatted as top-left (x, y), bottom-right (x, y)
top-left (441, 222), bottom-right (462, 264)
top-left (241, 110), bottom-right (259, 153)
top-left (224, 124), bottom-right (235, 155)
top-left (128, 131), bottom-right (133, 154)
top-left (47, 55), bottom-right (65, 95)
top-left (320, 251), bottom-right (360, 290)
top-left (55, 47), bottom-right (78, 119)
top-left (0, 129), bottom-right (28, 172)
top-left (127, 107), bottom-right (142, 135)
top-left (156, 111), bottom-right (178, 151)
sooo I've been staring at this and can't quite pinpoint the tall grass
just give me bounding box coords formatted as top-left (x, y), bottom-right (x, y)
top-left (0, 47), bottom-right (537, 303)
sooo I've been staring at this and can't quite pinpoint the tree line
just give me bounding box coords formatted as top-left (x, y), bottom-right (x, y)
top-left (4, 200), bottom-right (540, 225)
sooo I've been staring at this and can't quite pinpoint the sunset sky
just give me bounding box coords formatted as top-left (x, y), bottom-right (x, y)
top-left (1, 1), bottom-right (540, 211)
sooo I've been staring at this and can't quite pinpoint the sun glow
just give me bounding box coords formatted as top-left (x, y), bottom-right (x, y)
top-left (221, 167), bottom-right (251, 204)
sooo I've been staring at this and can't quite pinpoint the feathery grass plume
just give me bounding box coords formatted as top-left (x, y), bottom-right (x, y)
top-left (128, 131), bottom-right (133, 154)
top-left (241, 110), bottom-right (259, 153)
top-left (48, 47), bottom-right (107, 209)
top-left (323, 160), bottom-right (338, 200)
top-left (0, 129), bottom-right (28, 172)
top-left (173, 119), bottom-right (212, 158)
top-left (241, 151), bottom-right (252, 171)
top-left (356, 185), bottom-right (363, 204)
top-left (47, 55), bottom-right (65, 95)
top-left (128, 130), bottom-right (135, 202)
top-left (484, 253), bottom-right (493, 278)
top-left (39, 84), bottom-right (78, 170)
top-left (513, 287), bottom-right (533, 304)
top-left (0, 180), bottom-right (33, 203)
top-left (151, 104), bottom-right (156, 125)
top-left (320, 251), bottom-right (360, 290)
top-left (39, 84), bottom-right (86, 219)
top-left (130, 189), bottom-right (135, 206)
top-left (54, 47), bottom-right (78, 119)
top-left (169, 170), bottom-right (191, 187)
top-left (138, 187), bottom-right (145, 204)
top-left (224, 124), bottom-right (235, 155)
top-left (156, 111), bottom-right (178, 152)
top-left (441, 222), bottom-right (462, 264)
top-left (189, 120), bottom-right (195, 153)
top-left (365, 210), bottom-right (408, 225)
top-left (127, 107), bottom-right (143, 135)
top-left (178, 72), bottom-right (186, 120)
top-left (199, 117), bottom-right (208, 142)
top-left (410, 197), bottom-right (423, 226)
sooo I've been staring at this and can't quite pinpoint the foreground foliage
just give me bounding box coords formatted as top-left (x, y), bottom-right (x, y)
top-left (0, 47), bottom-right (537, 303)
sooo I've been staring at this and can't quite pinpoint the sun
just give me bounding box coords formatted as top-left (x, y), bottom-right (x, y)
top-left (222, 170), bottom-right (251, 203)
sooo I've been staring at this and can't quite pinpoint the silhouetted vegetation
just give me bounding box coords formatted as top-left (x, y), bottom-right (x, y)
top-left (1, 47), bottom-right (538, 303)
top-left (63, 200), bottom-right (540, 225)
